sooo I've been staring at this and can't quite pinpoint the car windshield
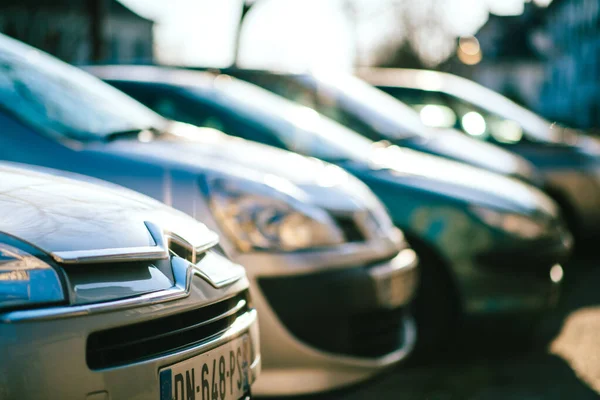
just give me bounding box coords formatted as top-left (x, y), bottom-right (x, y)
top-left (0, 35), bottom-right (165, 142)
top-left (438, 74), bottom-right (558, 143)
top-left (190, 76), bottom-right (375, 162)
top-left (305, 72), bottom-right (430, 140)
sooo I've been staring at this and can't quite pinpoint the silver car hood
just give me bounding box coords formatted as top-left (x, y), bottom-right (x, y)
top-left (0, 162), bottom-right (217, 255)
top-left (103, 124), bottom-right (381, 214)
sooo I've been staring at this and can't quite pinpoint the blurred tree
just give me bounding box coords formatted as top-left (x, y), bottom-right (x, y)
top-left (233, 0), bottom-right (256, 67)
top-left (375, 41), bottom-right (427, 69)
top-left (88, 0), bottom-right (109, 62)
top-left (369, 0), bottom-right (487, 69)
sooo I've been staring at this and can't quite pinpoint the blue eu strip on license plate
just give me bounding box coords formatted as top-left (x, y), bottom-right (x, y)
top-left (160, 335), bottom-right (250, 400)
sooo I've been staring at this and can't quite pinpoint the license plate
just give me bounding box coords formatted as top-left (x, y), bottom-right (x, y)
top-left (159, 335), bottom-right (250, 400)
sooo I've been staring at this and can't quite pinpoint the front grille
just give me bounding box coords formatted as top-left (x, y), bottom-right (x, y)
top-left (331, 214), bottom-right (366, 242)
top-left (281, 307), bottom-right (406, 358)
top-left (347, 309), bottom-right (406, 357)
top-left (87, 291), bottom-right (250, 370)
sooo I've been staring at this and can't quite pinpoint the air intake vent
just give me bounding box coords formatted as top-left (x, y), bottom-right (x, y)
top-left (86, 291), bottom-right (250, 369)
top-left (331, 214), bottom-right (366, 243)
top-left (168, 239), bottom-right (195, 263)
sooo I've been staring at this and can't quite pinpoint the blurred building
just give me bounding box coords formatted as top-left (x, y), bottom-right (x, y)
top-left (471, 8), bottom-right (546, 111)
top-left (535, 0), bottom-right (600, 130)
top-left (472, 0), bottom-right (600, 130)
top-left (0, 0), bottom-right (153, 64)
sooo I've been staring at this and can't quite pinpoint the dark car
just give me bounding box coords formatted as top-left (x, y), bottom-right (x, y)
top-left (88, 65), bottom-right (572, 350)
top-left (359, 68), bottom-right (600, 243)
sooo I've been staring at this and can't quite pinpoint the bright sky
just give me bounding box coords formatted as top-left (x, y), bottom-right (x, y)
top-left (120, 0), bottom-right (551, 70)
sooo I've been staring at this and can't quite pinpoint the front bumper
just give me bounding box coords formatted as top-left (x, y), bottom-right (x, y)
top-left (0, 275), bottom-right (260, 400)
top-left (237, 240), bottom-right (419, 396)
top-left (543, 167), bottom-right (600, 239)
top-left (458, 231), bottom-right (572, 315)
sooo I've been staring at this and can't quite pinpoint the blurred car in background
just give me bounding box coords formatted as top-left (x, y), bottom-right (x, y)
top-left (0, 162), bottom-right (259, 400)
top-left (197, 67), bottom-right (542, 187)
top-left (90, 65), bottom-right (573, 351)
top-left (359, 68), bottom-right (600, 244)
top-left (0, 34), bottom-right (419, 396)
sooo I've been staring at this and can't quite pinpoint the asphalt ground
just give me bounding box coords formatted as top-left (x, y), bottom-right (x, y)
top-left (275, 255), bottom-right (600, 400)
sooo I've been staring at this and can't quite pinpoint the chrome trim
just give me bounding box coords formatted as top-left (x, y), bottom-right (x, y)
top-left (1, 286), bottom-right (188, 323)
top-left (146, 220), bottom-right (168, 249)
top-left (2, 222), bottom-right (244, 322)
top-left (50, 221), bottom-right (219, 265)
top-left (194, 238), bottom-right (221, 257)
top-left (1, 258), bottom-right (245, 322)
top-left (51, 246), bottom-right (169, 264)
top-left (193, 264), bottom-right (247, 289)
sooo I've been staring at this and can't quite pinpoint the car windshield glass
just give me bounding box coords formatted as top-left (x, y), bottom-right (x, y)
top-left (307, 73), bottom-right (430, 140)
top-left (439, 75), bottom-right (558, 142)
top-left (190, 76), bottom-right (374, 162)
top-left (393, 87), bottom-right (529, 144)
top-left (0, 35), bottom-right (165, 142)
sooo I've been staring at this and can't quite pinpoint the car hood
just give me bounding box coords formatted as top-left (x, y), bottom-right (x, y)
top-left (0, 162), bottom-right (217, 255)
top-left (414, 129), bottom-right (539, 184)
top-left (100, 123), bottom-right (382, 214)
top-left (362, 145), bottom-right (558, 217)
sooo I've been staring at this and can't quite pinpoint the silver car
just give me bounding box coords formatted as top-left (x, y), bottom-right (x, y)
top-left (0, 34), bottom-right (419, 396)
top-left (0, 162), bottom-right (260, 400)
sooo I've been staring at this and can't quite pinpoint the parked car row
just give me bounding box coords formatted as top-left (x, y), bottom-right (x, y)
top-left (87, 64), bottom-right (572, 349)
top-left (358, 67), bottom-right (600, 244)
top-left (0, 33), bottom-right (574, 399)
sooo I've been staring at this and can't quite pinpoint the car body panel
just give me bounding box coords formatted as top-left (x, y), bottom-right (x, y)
top-left (0, 163), bottom-right (216, 254)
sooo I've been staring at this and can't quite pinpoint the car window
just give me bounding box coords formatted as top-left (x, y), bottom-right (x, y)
top-left (114, 81), bottom-right (290, 150)
top-left (245, 73), bottom-right (418, 142)
top-left (310, 74), bottom-right (430, 139)
top-left (0, 36), bottom-right (165, 142)
top-left (185, 78), bottom-right (374, 163)
top-left (379, 86), bottom-right (458, 129)
top-left (384, 86), bottom-right (526, 145)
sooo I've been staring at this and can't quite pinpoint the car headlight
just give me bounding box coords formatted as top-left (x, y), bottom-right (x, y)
top-left (0, 236), bottom-right (65, 310)
top-left (470, 206), bottom-right (547, 239)
top-left (202, 175), bottom-right (345, 252)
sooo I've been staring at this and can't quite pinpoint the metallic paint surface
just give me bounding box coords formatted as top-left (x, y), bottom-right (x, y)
top-left (0, 165), bottom-right (259, 399)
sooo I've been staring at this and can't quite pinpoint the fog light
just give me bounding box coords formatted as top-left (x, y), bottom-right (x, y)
top-left (550, 264), bottom-right (564, 283)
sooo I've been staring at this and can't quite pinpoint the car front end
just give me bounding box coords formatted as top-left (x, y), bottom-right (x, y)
top-left (0, 164), bottom-right (260, 400)
top-left (455, 204), bottom-right (571, 315)
top-left (354, 146), bottom-right (572, 319)
top-left (185, 153), bottom-right (419, 396)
